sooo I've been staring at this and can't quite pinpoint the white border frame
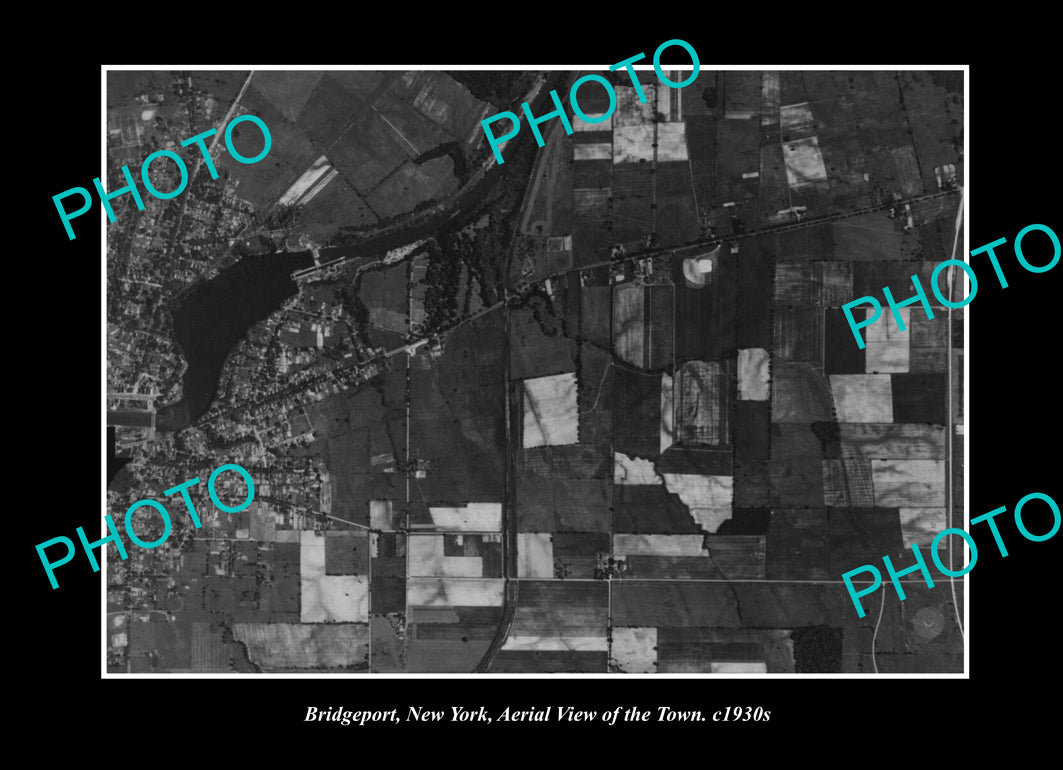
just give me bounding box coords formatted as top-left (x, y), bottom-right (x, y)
top-left (101, 62), bottom-right (970, 680)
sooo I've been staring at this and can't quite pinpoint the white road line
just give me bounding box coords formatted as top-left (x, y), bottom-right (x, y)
top-left (373, 106), bottom-right (420, 157)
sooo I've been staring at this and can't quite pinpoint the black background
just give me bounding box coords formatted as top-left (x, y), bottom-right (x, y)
top-left (24, 26), bottom-right (1058, 749)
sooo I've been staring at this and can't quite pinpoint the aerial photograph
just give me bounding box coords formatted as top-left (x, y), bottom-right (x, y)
top-left (104, 65), bottom-right (965, 674)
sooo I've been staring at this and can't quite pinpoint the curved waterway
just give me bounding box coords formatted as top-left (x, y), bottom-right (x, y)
top-left (157, 250), bottom-right (314, 432)
top-left (156, 73), bottom-right (563, 432)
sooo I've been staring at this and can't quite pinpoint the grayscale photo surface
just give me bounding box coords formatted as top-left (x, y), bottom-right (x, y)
top-left (104, 68), bottom-right (965, 674)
